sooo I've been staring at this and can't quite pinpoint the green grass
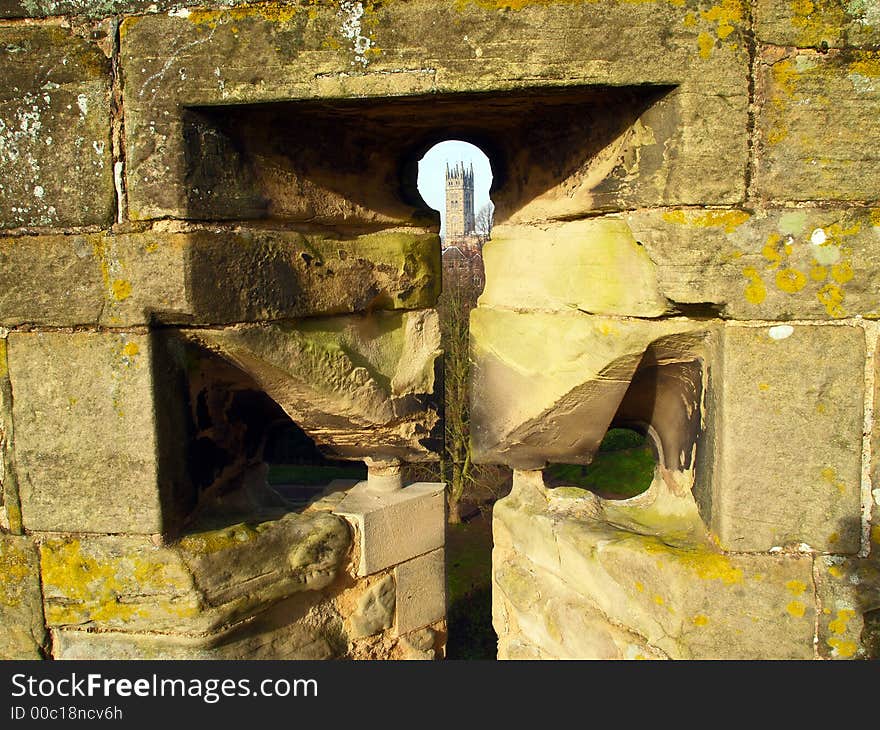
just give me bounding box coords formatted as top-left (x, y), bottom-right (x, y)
top-left (266, 464), bottom-right (366, 485)
top-left (545, 428), bottom-right (656, 499)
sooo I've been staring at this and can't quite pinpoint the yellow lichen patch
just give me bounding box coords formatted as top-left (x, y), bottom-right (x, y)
top-left (692, 614), bottom-right (709, 626)
top-left (831, 261), bottom-right (854, 285)
top-left (829, 608), bottom-right (855, 635)
top-left (776, 267), bottom-right (807, 293)
top-left (871, 524), bottom-right (880, 544)
top-left (870, 209), bottom-right (880, 227)
top-left (828, 564), bottom-right (844, 578)
top-left (767, 123), bottom-right (788, 145)
top-left (122, 342), bottom-right (140, 358)
top-left (683, 11), bottom-right (697, 26)
top-left (0, 338), bottom-right (7, 379)
top-left (110, 279), bottom-right (132, 301)
top-left (785, 580), bottom-right (807, 596)
top-left (178, 522), bottom-right (264, 555)
top-left (821, 466), bottom-right (848, 494)
top-left (758, 382), bottom-right (770, 391)
top-left (772, 58), bottom-right (800, 98)
top-left (786, 600), bottom-right (806, 618)
top-left (810, 263), bottom-right (828, 281)
top-left (827, 637), bottom-right (857, 658)
top-left (743, 266), bottom-right (767, 305)
top-left (700, 0), bottom-right (744, 39)
top-left (39, 539), bottom-right (197, 626)
top-left (457, 0), bottom-right (687, 11)
top-left (635, 581), bottom-right (645, 592)
top-left (848, 55), bottom-right (880, 80)
top-left (653, 594), bottom-right (665, 605)
top-left (679, 548), bottom-right (744, 585)
top-left (188, 2), bottom-right (300, 28)
top-left (818, 283), bottom-right (846, 318)
top-left (763, 233), bottom-right (784, 269)
top-left (662, 209), bottom-right (751, 233)
top-left (698, 31), bottom-right (714, 59)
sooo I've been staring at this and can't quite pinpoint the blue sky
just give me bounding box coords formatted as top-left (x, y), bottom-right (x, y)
top-left (416, 139), bottom-right (493, 237)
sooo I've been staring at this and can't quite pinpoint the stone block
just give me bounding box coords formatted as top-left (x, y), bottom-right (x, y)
top-left (628, 207), bottom-right (880, 320)
top-left (394, 548), bottom-right (445, 636)
top-left (0, 227), bottom-right (439, 327)
top-left (470, 307), bottom-right (709, 469)
top-left (0, 533), bottom-right (46, 659)
top-left (493, 472), bottom-right (817, 659)
top-left (190, 308), bottom-right (442, 462)
top-left (119, 1), bottom-right (749, 222)
top-left (0, 234), bottom-right (105, 326)
top-left (479, 219), bottom-right (668, 317)
top-left (40, 510), bottom-right (350, 634)
top-left (349, 574), bottom-right (396, 639)
top-left (755, 0), bottom-right (880, 49)
top-left (814, 555), bottom-right (880, 659)
top-left (8, 330), bottom-right (190, 534)
top-left (698, 324), bottom-right (864, 553)
top-left (50, 588), bottom-right (346, 660)
top-left (0, 26), bottom-right (113, 228)
top-left (756, 48), bottom-right (880, 202)
top-left (335, 481), bottom-right (445, 576)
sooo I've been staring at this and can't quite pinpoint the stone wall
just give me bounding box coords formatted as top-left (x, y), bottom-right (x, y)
top-left (461, 0), bottom-right (880, 659)
top-left (0, 0), bottom-right (453, 660)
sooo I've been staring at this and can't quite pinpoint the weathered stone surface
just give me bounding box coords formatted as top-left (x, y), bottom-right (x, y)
top-left (191, 309), bottom-right (442, 461)
top-left (874, 339), bottom-right (880, 509)
top-left (40, 509), bottom-right (350, 634)
top-left (335, 481), bottom-right (445, 576)
top-left (349, 574), bottom-right (396, 638)
top-left (51, 590), bottom-right (345, 659)
top-left (628, 207), bottom-right (880, 320)
top-left (0, 533), bottom-right (46, 659)
top-left (0, 0), bottom-right (238, 18)
top-left (697, 324), bottom-right (864, 553)
top-left (8, 331), bottom-right (190, 534)
top-left (479, 219), bottom-right (668, 317)
top-left (493, 470), bottom-right (817, 659)
top-left (0, 227), bottom-right (439, 327)
top-left (398, 626), bottom-right (438, 660)
top-left (394, 548), bottom-right (445, 636)
top-left (0, 234), bottom-right (105, 325)
top-left (0, 337), bottom-right (22, 534)
top-left (120, 1), bottom-right (749, 221)
top-left (0, 26), bottom-right (113, 228)
top-left (815, 555), bottom-right (880, 659)
top-left (755, 0), bottom-right (880, 49)
top-left (756, 48), bottom-right (880, 202)
top-left (470, 307), bottom-right (710, 469)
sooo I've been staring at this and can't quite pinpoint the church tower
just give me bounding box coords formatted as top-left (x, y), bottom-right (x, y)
top-left (445, 161), bottom-right (476, 242)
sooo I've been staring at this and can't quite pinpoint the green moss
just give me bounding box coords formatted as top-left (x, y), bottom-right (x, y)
top-left (546, 429), bottom-right (655, 498)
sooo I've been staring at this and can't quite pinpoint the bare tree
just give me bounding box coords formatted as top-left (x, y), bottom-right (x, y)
top-left (474, 201), bottom-right (494, 241)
